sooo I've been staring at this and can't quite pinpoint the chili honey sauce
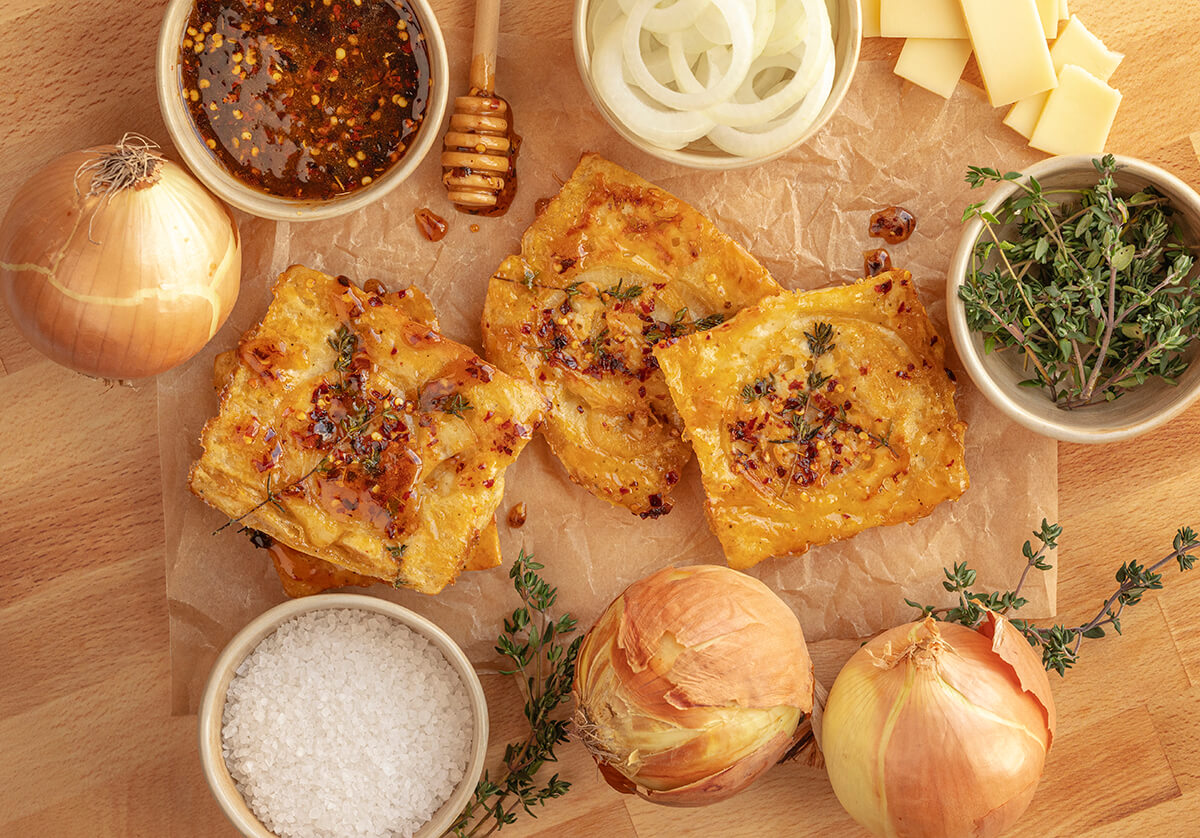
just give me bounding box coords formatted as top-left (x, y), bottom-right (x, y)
top-left (179, 0), bottom-right (431, 199)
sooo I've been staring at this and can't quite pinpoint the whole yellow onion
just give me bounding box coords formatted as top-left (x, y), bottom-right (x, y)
top-left (573, 564), bottom-right (813, 806)
top-left (0, 134), bottom-right (240, 379)
top-left (822, 614), bottom-right (1056, 838)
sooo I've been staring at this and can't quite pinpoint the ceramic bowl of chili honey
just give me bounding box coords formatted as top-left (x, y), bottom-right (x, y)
top-left (156, 0), bottom-right (449, 221)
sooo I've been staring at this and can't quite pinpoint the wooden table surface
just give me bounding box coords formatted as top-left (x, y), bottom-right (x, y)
top-left (2, 1), bottom-right (1198, 836)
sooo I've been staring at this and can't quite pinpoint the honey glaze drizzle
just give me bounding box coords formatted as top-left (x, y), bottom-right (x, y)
top-left (266, 540), bottom-right (378, 596)
top-left (728, 322), bottom-right (896, 502)
top-left (863, 248), bottom-right (893, 277)
top-left (869, 206), bottom-right (917, 244)
top-left (299, 307), bottom-right (424, 539)
top-left (414, 207), bottom-right (448, 241)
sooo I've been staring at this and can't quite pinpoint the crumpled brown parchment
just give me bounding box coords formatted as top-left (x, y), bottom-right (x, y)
top-left (159, 29), bottom-right (1056, 714)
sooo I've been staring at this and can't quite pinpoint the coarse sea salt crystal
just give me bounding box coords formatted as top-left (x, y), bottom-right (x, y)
top-left (221, 609), bottom-right (474, 838)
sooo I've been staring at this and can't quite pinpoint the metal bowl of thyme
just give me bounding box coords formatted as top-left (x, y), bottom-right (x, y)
top-left (947, 154), bottom-right (1200, 444)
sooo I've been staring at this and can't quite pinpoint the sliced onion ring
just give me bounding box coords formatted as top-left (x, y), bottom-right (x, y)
top-left (751, 0), bottom-right (777, 56)
top-left (593, 25), bottom-right (717, 149)
top-left (645, 0), bottom-right (712, 34)
top-left (588, 0), bottom-right (839, 158)
top-left (622, 0), bottom-right (754, 111)
top-left (763, 0), bottom-right (809, 57)
top-left (707, 51), bottom-right (835, 158)
top-left (703, 0), bottom-right (830, 127)
top-left (641, 31), bottom-right (680, 85)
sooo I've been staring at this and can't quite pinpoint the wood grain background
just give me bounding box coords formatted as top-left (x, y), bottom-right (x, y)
top-left (1, 1), bottom-right (1198, 836)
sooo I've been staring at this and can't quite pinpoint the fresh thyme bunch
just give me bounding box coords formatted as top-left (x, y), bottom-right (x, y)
top-left (451, 551), bottom-right (582, 838)
top-left (907, 520), bottom-right (1199, 674)
top-left (959, 156), bottom-right (1199, 408)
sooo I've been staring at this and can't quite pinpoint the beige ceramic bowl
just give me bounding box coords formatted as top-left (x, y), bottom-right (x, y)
top-left (197, 594), bottom-right (489, 838)
top-left (947, 154), bottom-right (1200, 444)
top-left (156, 0), bottom-right (449, 221)
top-left (572, 0), bottom-right (862, 169)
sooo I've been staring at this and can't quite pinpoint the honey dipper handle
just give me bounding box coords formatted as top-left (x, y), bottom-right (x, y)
top-left (469, 0), bottom-right (502, 95)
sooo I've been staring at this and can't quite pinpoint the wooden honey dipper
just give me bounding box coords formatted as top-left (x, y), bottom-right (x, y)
top-left (441, 0), bottom-right (516, 214)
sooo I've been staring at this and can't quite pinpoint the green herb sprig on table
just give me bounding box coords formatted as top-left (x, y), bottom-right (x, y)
top-left (906, 520), bottom-right (1198, 675)
top-left (451, 551), bottom-right (582, 838)
top-left (959, 156), bottom-right (1199, 408)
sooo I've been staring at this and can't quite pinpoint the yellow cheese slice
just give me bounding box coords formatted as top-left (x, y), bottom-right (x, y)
top-left (1004, 94), bottom-right (1050, 138)
top-left (880, 0), bottom-right (968, 40)
top-left (1003, 16), bottom-right (1123, 138)
top-left (864, 0), bottom-right (882, 38)
top-left (894, 39), bottom-right (974, 99)
top-left (1035, 0), bottom-right (1059, 38)
top-left (1029, 64), bottom-right (1121, 155)
top-left (959, 0), bottom-right (1057, 107)
top-left (1049, 15), bottom-right (1124, 79)
top-left (1059, 0), bottom-right (1070, 19)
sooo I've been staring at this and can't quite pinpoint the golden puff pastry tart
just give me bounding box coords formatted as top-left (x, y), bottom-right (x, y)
top-left (654, 271), bottom-right (969, 569)
top-left (481, 153), bottom-right (782, 518)
top-left (190, 265), bottom-right (546, 595)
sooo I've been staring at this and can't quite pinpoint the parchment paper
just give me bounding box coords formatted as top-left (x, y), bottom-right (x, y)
top-left (160, 30), bottom-right (1057, 714)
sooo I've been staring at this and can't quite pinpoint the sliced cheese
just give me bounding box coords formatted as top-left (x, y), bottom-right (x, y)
top-left (894, 39), bottom-right (973, 99)
top-left (1059, 0), bottom-right (1070, 19)
top-left (880, 0), bottom-right (967, 40)
top-left (1004, 16), bottom-right (1123, 138)
top-left (1003, 93), bottom-right (1050, 138)
top-left (1029, 64), bottom-right (1121, 155)
top-left (863, 0), bottom-right (882, 38)
top-left (1036, 0), bottom-right (1059, 38)
top-left (959, 0), bottom-right (1057, 107)
top-left (1049, 15), bottom-right (1124, 80)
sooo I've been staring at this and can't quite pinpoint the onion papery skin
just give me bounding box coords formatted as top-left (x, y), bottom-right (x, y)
top-left (822, 615), bottom-right (1056, 838)
top-left (573, 564), bottom-right (814, 807)
top-left (0, 145), bottom-right (241, 379)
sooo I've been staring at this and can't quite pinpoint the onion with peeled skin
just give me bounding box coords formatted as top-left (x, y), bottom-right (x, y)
top-left (0, 134), bottom-right (241, 379)
top-left (573, 564), bottom-right (814, 806)
top-left (822, 613), bottom-right (1056, 838)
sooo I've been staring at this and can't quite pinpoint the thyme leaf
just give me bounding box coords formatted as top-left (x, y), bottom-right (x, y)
top-left (741, 373), bottom-right (777, 403)
top-left (601, 278), bottom-right (643, 302)
top-left (643, 307), bottom-right (726, 344)
top-left (328, 324), bottom-right (358, 372)
top-left (805, 321), bottom-right (836, 357)
top-left (435, 392), bottom-right (474, 418)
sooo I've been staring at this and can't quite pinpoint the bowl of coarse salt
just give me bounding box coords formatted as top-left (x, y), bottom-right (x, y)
top-left (198, 594), bottom-right (488, 838)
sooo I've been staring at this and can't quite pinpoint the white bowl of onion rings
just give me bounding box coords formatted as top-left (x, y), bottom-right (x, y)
top-left (574, 0), bottom-right (861, 168)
